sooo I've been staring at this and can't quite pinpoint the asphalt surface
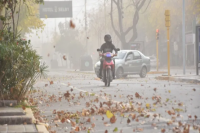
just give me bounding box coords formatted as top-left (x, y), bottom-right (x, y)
top-left (33, 70), bottom-right (200, 133)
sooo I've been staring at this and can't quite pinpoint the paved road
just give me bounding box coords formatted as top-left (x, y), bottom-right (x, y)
top-left (33, 70), bottom-right (200, 133)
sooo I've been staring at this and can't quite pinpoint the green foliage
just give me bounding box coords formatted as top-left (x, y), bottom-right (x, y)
top-left (0, 0), bottom-right (45, 39)
top-left (0, 38), bottom-right (47, 101)
top-left (17, 0), bottom-right (45, 35)
top-left (0, 0), bottom-right (47, 101)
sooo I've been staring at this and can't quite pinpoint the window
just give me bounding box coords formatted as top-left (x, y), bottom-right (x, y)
top-left (126, 53), bottom-right (134, 61)
top-left (133, 51), bottom-right (141, 60)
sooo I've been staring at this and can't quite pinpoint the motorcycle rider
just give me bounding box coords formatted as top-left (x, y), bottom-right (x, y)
top-left (98, 34), bottom-right (118, 79)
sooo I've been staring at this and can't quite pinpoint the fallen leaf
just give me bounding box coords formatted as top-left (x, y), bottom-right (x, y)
top-left (86, 118), bottom-right (91, 123)
top-left (104, 122), bottom-right (111, 127)
top-left (71, 120), bottom-right (76, 127)
top-left (61, 118), bottom-right (65, 123)
top-left (136, 128), bottom-right (143, 132)
top-left (113, 127), bottom-right (118, 132)
top-left (194, 115), bottom-right (197, 120)
top-left (132, 114), bottom-right (136, 120)
top-left (152, 123), bottom-right (156, 127)
top-left (50, 81), bottom-right (53, 85)
top-left (161, 129), bottom-right (165, 133)
top-left (64, 91), bottom-right (70, 98)
top-left (75, 127), bottom-right (80, 131)
top-left (178, 102), bottom-right (183, 106)
top-left (193, 88), bottom-right (196, 91)
top-left (127, 118), bottom-right (131, 124)
top-left (146, 103), bottom-right (150, 108)
top-left (106, 110), bottom-right (113, 119)
top-left (135, 92), bottom-right (141, 98)
top-left (154, 88), bottom-right (157, 92)
top-left (53, 110), bottom-right (56, 114)
top-left (110, 115), bottom-right (117, 124)
top-left (91, 123), bottom-right (95, 128)
top-left (105, 130), bottom-right (108, 133)
top-left (22, 106), bottom-right (26, 110)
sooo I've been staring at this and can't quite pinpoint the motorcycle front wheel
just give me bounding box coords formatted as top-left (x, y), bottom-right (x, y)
top-left (106, 69), bottom-right (112, 87)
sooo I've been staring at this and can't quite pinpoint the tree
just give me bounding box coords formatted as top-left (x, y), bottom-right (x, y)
top-left (110, 0), bottom-right (151, 49)
top-left (0, 0), bottom-right (44, 40)
top-left (55, 21), bottom-right (86, 67)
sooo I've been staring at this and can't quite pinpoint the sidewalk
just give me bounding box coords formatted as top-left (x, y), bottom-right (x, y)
top-left (156, 74), bottom-right (200, 84)
top-left (0, 100), bottom-right (49, 133)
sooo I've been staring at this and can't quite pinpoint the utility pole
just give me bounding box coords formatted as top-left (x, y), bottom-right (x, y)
top-left (104, 0), bottom-right (106, 33)
top-left (182, 0), bottom-right (186, 75)
top-left (85, 0), bottom-right (88, 54)
top-left (156, 29), bottom-right (159, 71)
top-left (165, 10), bottom-right (171, 76)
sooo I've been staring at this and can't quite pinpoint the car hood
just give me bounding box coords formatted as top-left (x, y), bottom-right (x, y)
top-left (115, 59), bottom-right (123, 65)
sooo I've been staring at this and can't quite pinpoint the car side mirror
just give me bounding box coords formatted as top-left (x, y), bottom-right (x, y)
top-left (97, 49), bottom-right (101, 52)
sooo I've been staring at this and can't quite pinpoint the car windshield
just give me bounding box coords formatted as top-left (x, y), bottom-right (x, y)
top-left (114, 51), bottom-right (127, 59)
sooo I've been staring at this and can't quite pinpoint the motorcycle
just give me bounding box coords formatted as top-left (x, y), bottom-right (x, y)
top-left (97, 48), bottom-right (120, 86)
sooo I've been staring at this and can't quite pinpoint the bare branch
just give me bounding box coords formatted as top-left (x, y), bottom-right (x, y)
top-left (126, 4), bottom-right (134, 9)
top-left (141, 0), bottom-right (151, 14)
top-left (110, 0), bottom-right (120, 39)
top-left (16, 0), bottom-right (22, 35)
top-left (113, 0), bottom-right (117, 5)
top-left (124, 26), bottom-right (133, 35)
top-left (138, 0), bottom-right (146, 10)
top-left (116, 0), bottom-right (124, 35)
top-left (128, 10), bottom-right (139, 44)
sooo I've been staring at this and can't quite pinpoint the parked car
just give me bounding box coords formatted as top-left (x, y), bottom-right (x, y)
top-left (149, 55), bottom-right (160, 68)
top-left (94, 50), bottom-right (150, 78)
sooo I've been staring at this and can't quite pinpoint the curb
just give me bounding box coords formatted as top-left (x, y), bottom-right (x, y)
top-left (24, 101), bottom-right (49, 133)
top-left (0, 100), bottom-right (17, 107)
top-left (36, 124), bottom-right (49, 133)
top-left (155, 76), bottom-right (200, 84)
top-left (147, 71), bottom-right (166, 74)
top-left (25, 108), bottom-right (36, 123)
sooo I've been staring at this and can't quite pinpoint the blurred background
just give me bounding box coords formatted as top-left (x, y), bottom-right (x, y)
top-left (22, 0), bottom-right (199, 71)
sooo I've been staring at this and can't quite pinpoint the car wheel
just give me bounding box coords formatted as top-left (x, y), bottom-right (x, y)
top-left (140, 67), bottom-right (147, 78)
top-left (116, 68), bottom-right (124, 79)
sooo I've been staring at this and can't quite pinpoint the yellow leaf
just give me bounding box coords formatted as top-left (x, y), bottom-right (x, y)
top-left (106, 110), bottom-right (113, 119)
top-left (168, 90), bottom-right (171, 93)
top-left (146, 103), bottom-right (150, 108)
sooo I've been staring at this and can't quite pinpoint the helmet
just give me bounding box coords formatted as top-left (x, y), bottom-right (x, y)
top-left (104, 34), bottom-right (112, 43)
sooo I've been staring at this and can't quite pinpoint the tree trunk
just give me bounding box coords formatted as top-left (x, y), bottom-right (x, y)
top-left (0, 9), bottom-right (3, 31)
top-left (110, 0), bottom-right (148, 50)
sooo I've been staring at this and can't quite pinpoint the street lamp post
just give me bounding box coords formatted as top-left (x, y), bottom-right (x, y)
top-left (182, 0), bottom-right (186, 74)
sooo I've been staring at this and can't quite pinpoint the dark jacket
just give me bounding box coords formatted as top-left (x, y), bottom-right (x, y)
top-left (100, 42), bottom-right (117, 53)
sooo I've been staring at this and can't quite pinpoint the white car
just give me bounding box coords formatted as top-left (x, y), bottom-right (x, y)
top-left (149, 55), bottom-right (160, 68)
top-left (94, 50), bottom-right (151, 78)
